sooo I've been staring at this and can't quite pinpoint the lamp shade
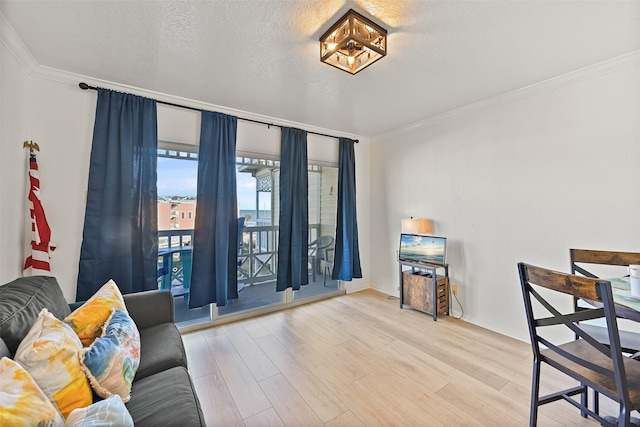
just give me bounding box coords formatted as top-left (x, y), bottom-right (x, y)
top-left (401, 218), bottom-right (434, 235)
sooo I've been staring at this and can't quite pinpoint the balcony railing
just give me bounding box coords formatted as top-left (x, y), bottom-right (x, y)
top-left (158, 224), bottom-right (320, 286)
top-left (158, 229), bottom-right (193, 248)
top-left (239, 225), bottom-right (278, 285)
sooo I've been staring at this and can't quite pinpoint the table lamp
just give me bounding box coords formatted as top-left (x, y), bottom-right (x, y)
top-left (401, 217), bottom-right (434, 235)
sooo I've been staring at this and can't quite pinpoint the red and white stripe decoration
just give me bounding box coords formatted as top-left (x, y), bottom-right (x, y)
top-left (23, 153), bottom-right (55, 275)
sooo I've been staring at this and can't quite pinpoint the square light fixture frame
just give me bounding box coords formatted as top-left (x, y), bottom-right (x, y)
top-left (319, 9), bottom-right (387, 75)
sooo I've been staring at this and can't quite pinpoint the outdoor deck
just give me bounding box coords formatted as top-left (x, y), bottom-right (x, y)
top-left (158, 224), bottom-right (339, 327)
top-left (174, 274), bottom-right (340, 327)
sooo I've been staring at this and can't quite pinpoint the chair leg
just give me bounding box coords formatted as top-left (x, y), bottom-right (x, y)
top-left (580, 384), bottom-right (588, 418)
top-left (530, 360), bottom-right (541, 427)
top-left (618, 407), bottom-right (631, 427)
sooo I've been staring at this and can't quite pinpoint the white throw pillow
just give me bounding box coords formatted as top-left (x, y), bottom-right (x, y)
top-left (64, 395), bottom-right (133, 427)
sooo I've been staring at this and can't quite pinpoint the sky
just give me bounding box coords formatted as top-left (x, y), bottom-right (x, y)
top-left (157, 157), bottom-right (267, 210)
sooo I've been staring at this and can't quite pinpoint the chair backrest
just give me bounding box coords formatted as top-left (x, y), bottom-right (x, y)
top-left (518, 262), bottom-right (630, 402)
top-left (309, 235), bottom-right (334, 255)
top-left (570, 249), bottom-right (640, 315)
top-left (325, 247), bottom-right (335, 263)
top-left (570, 249), bottom-right (640, 278)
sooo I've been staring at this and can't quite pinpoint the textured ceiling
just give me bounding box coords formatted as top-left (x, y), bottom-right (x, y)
top-left (2, 0), bottom-right (639, 137)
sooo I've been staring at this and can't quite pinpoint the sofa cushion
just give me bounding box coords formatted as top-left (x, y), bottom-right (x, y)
top-left (123, 290), bottom-right (175, 329)
top-left (0, 339), bottom-right (9, 359)
top-left (126, 366), bottom-right (205, 426)
top-left (135, 323), bottom-right (187, 380)
top-left (0, 276), bottom-right (71, 356)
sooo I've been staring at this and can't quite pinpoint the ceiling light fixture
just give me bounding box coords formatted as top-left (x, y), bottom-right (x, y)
top-left (319, 9), bottom-right (387, 75)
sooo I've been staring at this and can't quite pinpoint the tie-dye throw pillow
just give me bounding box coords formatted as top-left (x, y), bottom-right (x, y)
top-left (0, 357), bottom-right (64, 426)
top-left (14, 309), bottom-right (93, 419)
top-left (80, 309), bottom-right (140, 402)
top-left (64, 280), bottom-right (127, 347)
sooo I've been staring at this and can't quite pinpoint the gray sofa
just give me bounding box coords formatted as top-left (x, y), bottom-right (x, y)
top-left (0, 275), bottom-right (206, 426)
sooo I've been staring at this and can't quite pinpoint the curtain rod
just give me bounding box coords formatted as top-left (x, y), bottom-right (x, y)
top-left (78, 82), bottom-right (357, 143)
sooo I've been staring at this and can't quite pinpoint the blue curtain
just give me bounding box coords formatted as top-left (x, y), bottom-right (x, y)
top-left (332, 138), bottom-right (362, 281)
top-left (276, 128), bottom-right (308, 291)
top-left (189, 111), bottom-right (238, 308)
top-left (77, 89), bottom-right (158, 301)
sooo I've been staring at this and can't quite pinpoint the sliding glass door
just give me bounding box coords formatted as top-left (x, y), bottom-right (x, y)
top-left (293, 164), bottom-right (341, 299)
top-left (217, 155), bottom-right (283, 316)
top-left (157, 144), bottom-right (342, 327)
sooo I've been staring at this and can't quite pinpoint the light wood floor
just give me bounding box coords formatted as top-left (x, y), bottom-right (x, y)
top-left (182, 289), bottom-right (613, 426)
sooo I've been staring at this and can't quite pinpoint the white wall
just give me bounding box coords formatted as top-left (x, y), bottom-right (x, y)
top-left (0, 42), bottom-right (30, 283)
top-left (370, 59), bottom-right (640, 341)
top-left (0, 40), bottom-right (371, 301)
top-left (1, 45), bottom-right (96, 299)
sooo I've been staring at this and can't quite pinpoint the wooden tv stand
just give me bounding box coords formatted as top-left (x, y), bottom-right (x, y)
top-left (398, 260), bottom-right (449, 321)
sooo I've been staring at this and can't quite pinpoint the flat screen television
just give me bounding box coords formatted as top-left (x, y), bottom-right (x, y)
top-left (398, 234), bottom-right (447, 265)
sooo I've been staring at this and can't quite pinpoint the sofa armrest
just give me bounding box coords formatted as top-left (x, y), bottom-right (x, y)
top-left (123, 290), bottom-right (175, 330)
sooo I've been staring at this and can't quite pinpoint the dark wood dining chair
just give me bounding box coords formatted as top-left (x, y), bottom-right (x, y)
top-left (518, 262), bottom-right (640, 427)
top-left (570, 249), bottom-right (640, 353)
top-left (571, 249), bottom-right (640, 280)
top-left (570, 249), bottom-right (640, 413)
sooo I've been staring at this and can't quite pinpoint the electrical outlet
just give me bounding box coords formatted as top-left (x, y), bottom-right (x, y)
top-left (452, 284), bottom-right (459, 295)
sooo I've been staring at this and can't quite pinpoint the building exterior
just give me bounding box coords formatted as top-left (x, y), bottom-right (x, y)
top-left (158, 198), bottom-right (196, 231)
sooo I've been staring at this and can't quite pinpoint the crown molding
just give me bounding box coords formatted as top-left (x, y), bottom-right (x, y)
top-left (0, 11), bottom-right (361, 143)
top-left (3, 9), bottom-right (635, 145)
top-left (373, 49), bottom-right (640, 143)
top-left (0, 11), bottom-right (39, 74)
top-left (23, 67), bottom-right (362, 142)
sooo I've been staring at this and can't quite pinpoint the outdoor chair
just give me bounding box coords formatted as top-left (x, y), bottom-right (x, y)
top-left (518, 262), bottom-right (640, 427)
top-left (308, 235), bottom-right (334, 282)
top-left (321, 247), bottom-right (335, 287)
top-left (237, 217), bottom-right (246, 293)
